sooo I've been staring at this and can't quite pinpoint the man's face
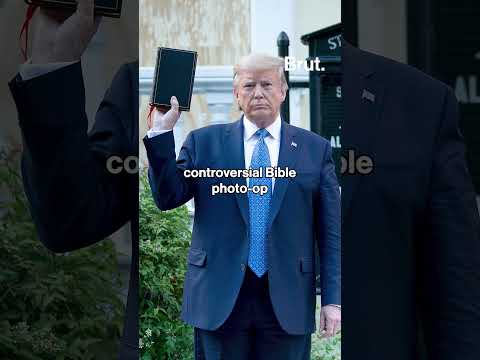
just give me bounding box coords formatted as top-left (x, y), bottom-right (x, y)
top-left (234, 68), bottom-right (286, 125)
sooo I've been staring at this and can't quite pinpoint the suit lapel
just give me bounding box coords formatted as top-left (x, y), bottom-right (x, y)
top-left (223, 118), bottom-right (250, 227)
top-left (223, 118), bottom-right (301, 231)
top-left (342, 42), bottom-right (386, 223)
top-left (266, 121), bottom-right (300, 232)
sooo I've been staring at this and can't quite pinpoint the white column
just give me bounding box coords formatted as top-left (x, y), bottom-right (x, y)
top-left (250, 0), bottom-right (295, 56)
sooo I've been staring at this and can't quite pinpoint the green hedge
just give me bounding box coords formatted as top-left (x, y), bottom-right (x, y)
top-left (0, 149), bottom-right (124, 359)
top-left (139, 172), bottom-right (194, 359)
top-left (311, 329), bottom-right (341, 360)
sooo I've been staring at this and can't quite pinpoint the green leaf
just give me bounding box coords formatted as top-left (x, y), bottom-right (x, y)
top-left (139, 170), bottom-right (194, 359)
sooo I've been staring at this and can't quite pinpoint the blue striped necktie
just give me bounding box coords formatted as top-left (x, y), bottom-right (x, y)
top-left (248, 128), bottom-right (272, 277)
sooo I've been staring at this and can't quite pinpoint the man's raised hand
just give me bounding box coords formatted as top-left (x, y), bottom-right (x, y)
top-left (31, 0), bottom-right (101, 64)
top-left (150, 96), bottom-right (181, 131)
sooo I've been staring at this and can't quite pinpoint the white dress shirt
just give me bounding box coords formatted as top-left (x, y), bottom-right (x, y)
top-left (146, 127), bottom-right (171, 138)
top-left (243, 115), bottom-right (281, 191)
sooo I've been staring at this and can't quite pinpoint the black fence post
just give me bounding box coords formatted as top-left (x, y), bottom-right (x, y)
top-left (277, 31), bottom-right (290, 124)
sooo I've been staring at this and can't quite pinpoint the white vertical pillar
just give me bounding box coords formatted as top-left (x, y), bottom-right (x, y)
top-left (250, 0), bottom-right (295, 56)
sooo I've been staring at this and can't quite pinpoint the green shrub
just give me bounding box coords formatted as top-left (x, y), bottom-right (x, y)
top-left (0, 147), bottom-right (124, 359)
top-left (139, 171), bottom-right (194, 360)
top-left (311, 332), bottom-right (341, 360)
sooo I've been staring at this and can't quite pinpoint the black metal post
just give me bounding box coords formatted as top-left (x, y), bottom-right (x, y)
top-left (309, 73), bottom-right (323, 135)
top-left (277, 31), bottom-right (290, 124)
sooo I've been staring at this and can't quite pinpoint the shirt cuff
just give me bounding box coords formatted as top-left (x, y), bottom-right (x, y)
top-left (19, 59), bottom-right (79, 81)
top-left (325, 304), bottom-right (341, 309)
top-left (146, 129), bottom-right (173, 138)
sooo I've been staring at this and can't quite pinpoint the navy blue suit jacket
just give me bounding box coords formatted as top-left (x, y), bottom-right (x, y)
top-left (144, 117), bottom-right (341, 334)
top-left (342, 42), bottom-right (480, 360)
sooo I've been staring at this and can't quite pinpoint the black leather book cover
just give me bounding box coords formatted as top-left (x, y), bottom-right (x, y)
top-left (151, 47), bottom-right (197, 112)
top-left (24, 0), bottom-right (123, 18)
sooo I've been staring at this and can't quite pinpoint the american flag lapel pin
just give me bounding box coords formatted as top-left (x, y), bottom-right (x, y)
top-left (291, 141), bottom-right (297, 148)
top-left (362, 89), bottom-right (375, 103)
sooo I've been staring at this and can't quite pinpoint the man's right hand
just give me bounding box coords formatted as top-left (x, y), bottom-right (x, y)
top-left (31, 0), bottom-right (101, 64)
top-left (149, 96), bottom-right (181, 131)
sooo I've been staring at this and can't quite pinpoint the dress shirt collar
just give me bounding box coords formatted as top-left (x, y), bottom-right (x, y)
top-left (243, 114), bottom-right (282, 141)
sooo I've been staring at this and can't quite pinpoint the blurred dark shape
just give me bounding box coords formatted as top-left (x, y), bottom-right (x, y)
top-left (342, 38), bottom-right (480, 360)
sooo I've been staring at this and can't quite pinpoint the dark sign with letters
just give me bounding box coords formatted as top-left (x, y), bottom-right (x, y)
top-left (320, 75), bottom-right (343, 179)
top-left (301, 24), bottom-right (343, 179)
top-left (301, 24), bottom-right (343, 293)
top-left (301, 23), bottom-right (343, 61)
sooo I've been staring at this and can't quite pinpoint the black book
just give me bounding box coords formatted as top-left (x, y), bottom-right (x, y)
top-left (24, 0), bottom-right (123, 18)
top-left (151, 47), bottom-right (197, 112)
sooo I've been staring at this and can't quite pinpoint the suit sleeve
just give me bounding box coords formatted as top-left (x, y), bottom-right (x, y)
top-left (9, 62), bottom-right (135, 253)
top-left (420, 86), bottom-right (480, 359)
top-left (317, 141), bottom-right (342, 306)
top-left (143, 130), bottom-right (196, 211)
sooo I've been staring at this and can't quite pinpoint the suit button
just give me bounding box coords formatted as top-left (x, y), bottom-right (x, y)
top-left (241, 263), bottom-right (246, 272)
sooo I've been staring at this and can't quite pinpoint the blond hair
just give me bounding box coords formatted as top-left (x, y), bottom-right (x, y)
top-left (233, 53), bottom-right (288, 91)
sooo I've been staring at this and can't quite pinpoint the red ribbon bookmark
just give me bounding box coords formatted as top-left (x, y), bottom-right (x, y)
top-left (147, 104), bottom-right (156, 129)
top-left (20, 4), bottom-right (38, 61)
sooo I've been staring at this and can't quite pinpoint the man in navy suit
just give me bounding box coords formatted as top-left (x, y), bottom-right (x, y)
top-left (342, 40), bottom-right (480, 360)
top-left (144, 53), bottom-right (341, 359)
top-left (9, 1), bottom-right (138, 358)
